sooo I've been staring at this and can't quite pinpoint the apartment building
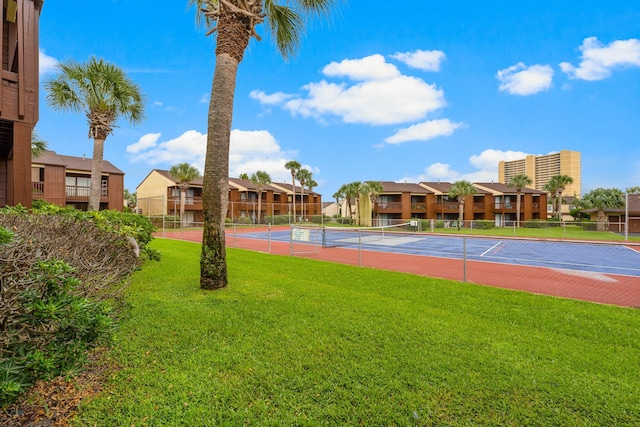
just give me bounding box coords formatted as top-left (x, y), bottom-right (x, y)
top-left (136, 170), bottom-right (322, 223)
top-left (31, 150), bottom-right (125, 211)
top-left (366, 181), bottom-right (547, 225)
top-left (0, 0), bottom-right (44, 208)
top-left (498, 150), bottom-right (581, 197)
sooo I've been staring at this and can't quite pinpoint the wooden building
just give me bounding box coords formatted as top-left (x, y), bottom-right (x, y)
top-left (32, 150), bottom-right (125, 211)
top-left (0, 0), bottom-right (43, 208)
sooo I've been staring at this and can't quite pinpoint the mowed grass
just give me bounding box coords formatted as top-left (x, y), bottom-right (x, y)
top-left (76, 239), bottom-right (640, 426)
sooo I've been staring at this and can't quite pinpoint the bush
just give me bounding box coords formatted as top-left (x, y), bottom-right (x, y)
top-left (472, 220), bottom-right (494, 230)
top-left (310, 215), bottom-right (324, 224)
top-left (522, 220), bottom-right (544, 228)
top-left (264, 215), bottom-right (290, 225)
top-left (0, 204), bottom-right (157, 405)
top-left (336, 217), bottom-right (353, 225)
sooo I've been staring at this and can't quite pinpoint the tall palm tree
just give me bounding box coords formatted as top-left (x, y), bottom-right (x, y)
top-left (341, 181), bottom-right (361, 222)
top-left (543, 179), bottom-right (560, 220)
top-left (250, 170), bottom-right (272, 224)
top-left (169, 163), bottom-right (201, 226)
top-left (508, 174), bottom-right (532, 228)
top-left (295, 168), bottom-right (312, 221)
top-left (553, 175), bottom-right (574, 221)
top-left (189, 1), bottom-right (340, 289)
top-left (332, 188), bottom-right (344, 217)
top-left (449, 180), bottom-right (476, 230)
top-left (44, 57), bottom-right (144, 211)
top-left (358, 181), bottom-right (383, 226)
top-left (582, 188), bottom-right (625, 232)
top-left (284, 160), bottom-right (301, 222)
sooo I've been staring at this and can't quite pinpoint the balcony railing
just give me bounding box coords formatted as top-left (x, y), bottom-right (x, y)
top-left (32, 182), bottom-right (44, 199)
top-left (374, 202), bottom-right (403, 212)
top-left (66, 186), bottom-right (108, 199)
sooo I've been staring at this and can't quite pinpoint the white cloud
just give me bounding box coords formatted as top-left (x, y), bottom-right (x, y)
top-left (254, 54), bottom-right (449, 126)
top-left (391, 49), bottom-right (446, 72)
top-left (199, 93), bottom-right (210, 104)
top-left (39, 49), bottom-right (58, 76)
top-left (126, 133), bottom-right (161, 154)
top-left (322, 54), bottom-right (400, 81)
top-left (560, 37), bottom-right (640, 81)
top-left (126, 129), bottom-right (302, 183)
top-left (249, 90), bottom-right (294, 105)
top-left (385, 119), bottom-right (465, 144)
top-left (496, 62), bottom-right (554, 95)
top-left (402, 149), bottom-right (532, 184)
top-left (284, 76), bottom-right (445, 125)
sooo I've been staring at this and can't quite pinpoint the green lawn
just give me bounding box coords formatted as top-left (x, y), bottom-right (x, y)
top-left (76, 239), bottom-right (640, 426)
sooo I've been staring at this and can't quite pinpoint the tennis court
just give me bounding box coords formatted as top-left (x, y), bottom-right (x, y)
top-left (235, 225), bottom-right (640, 278)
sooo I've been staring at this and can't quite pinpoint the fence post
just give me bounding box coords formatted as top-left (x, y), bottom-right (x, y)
top-left (625, 192), bottom-right (629, 241)
top-left (358, 230), bottom-right (362, 267)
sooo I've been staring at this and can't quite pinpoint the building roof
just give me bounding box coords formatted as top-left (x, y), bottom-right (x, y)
top-left (229, 177), bottom-right (283, 193)
top-left (33, 150), bottom-right (124, 174)
top-left (269, 182), bottom-right (319, 195)
top-left (474, 182), bottom-right (544, 195)
top-left (582, 194), bottom-right (640, 215)
top-left (419, 182), bottom-right (491, 195)
top-left (375, 181), bottom-right (432, 194)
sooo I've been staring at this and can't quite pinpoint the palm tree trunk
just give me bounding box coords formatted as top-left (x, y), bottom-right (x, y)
top-left (458, 201), bottom-right (463, 230)
top-left (200, 53), bottom-right (238, 290)
top-left (516, 190), bottom-right (522, 228)
top-left (257, 190), bottom-right (262, 224)
top-left (88, 137), bottom-right (105, 211)
top-left (300, 188), bottom-right (305, 222)
top-left (291, 176), bottom-right (296, 224)
top-left (180, 188), bottom-right (186, 227)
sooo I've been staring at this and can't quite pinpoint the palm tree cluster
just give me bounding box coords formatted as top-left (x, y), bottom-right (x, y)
top-left (543, 175), bottom-right (574, 221)
top-left (284, 160), bottom-right (317, 222)
top-left (250, 170), bottom-right (272, 224)
top-left (508, 174), bottom-right (533, 228)
top-left (448, 180), bottom-right (476, 230)
top-left (334, 181), bottom-right (383, 226)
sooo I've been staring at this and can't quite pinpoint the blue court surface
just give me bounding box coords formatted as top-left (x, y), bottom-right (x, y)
top-left (233, 227), bottom-right (640, 278)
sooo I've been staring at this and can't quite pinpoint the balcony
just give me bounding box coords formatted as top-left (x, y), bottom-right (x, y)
top-left (66, 186), bottom-right (108, 200)
top-left (374, 202), bottom-right (403, 212)
top-left (32, 182), bottom-right (44, 199)
top-left (434, 202), bottom-right (459, 213)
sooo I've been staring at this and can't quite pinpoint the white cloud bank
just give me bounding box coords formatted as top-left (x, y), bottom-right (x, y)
top-left (126, 129), bottom-right (302, 183)
top-left (496, 63), bottom-right (554, 95)
top-left (251, 53), bottom-right (463, 145)
top-left (560, 37), bottom-right (640, 81)
top-left (401, 149), bottom-right (532, 183)
top-left (39, 49), bottom-right (58, 76)
top-left (391, 49), bottom-right (446, 72)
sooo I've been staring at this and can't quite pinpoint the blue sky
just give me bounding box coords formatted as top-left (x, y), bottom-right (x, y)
top-left (38, 1), bottom-right (640, 197)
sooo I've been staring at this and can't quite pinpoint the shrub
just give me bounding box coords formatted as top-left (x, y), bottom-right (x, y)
top-left (472, 220), bottom-right (494, 230)
top-left (310, 215), bottom-right (323, 224)
top-left (0, 260), bottom-right (114, 406)
top-left (522, 220), bottom-right (544, 228)
top-left (264, 215), bottom-right (290, 225)
top-left (0, 205), bottom-right (154, 406)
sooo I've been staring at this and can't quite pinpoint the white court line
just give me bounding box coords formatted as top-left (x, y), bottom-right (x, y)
top-left (480, 241), bottom-right (503, 257)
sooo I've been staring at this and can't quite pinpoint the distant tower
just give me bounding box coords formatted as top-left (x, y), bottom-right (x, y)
top-left (499, 150), bottom-right (581, 197)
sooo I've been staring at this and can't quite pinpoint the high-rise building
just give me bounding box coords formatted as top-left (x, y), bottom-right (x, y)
top-left (499, 150), bottom-right (581, 197)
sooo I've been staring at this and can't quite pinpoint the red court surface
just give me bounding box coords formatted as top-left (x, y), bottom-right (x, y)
top-left (155, 227), bottom-right (640, 308)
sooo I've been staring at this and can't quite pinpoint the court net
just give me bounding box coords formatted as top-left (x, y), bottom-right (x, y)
top-left (321, 222), bottom-right (419, 248)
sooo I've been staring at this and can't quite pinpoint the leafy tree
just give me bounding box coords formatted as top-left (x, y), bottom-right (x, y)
top-left (284, 160), bottom-right (302, 221)
top-left (508, 174), bottom-right (532, 228)
top-left (626, 186), bottom-right (640, 194)
top-left (239, 173), bottom-right (249, 180)
top-left (449, 180), bottom-right (476, 229)
top-left (189, 1), bottom-right (340, 289)
top-left (169, 163), bottom-right (201, 226)
top-left (582, 188), bottom-right (625, 231)
top-left (124, 189), bottom-right (137, 211)
top-left (31, 130), bottom-right (47, 158)
top-left (250, 170), bottom-right (272, 224)
top-left (544, 175), bottom-right (573, 220)
top-left (45, 57), bottom-right (144, 211)
top-left (295, 168), bottom-right (312, 221)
